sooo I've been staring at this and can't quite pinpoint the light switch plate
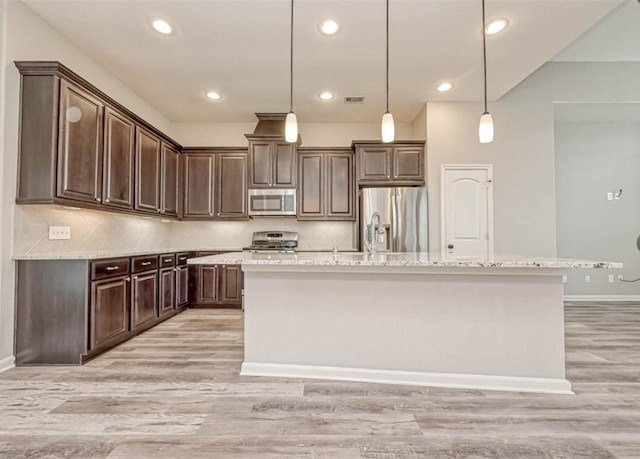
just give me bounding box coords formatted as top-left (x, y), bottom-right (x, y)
top-left (49, 226), bottom-right (71, 240)
top-left (585, 274), bottom-right (591, 283)
top-left (608, 274), bottom-right (614, 283)
top-left (607, 192), bottom-right (613, 201)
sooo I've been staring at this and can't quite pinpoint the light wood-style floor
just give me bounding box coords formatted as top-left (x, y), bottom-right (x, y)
top-left (1, 303), bottom-right (639, 459)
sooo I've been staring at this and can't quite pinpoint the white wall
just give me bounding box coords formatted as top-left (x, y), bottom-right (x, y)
top-left (555, 122), bottom-right (640, 296)
top-left (0, 0), bottom-right (12, 370)
top-left (426, 61), bottom-right (640, 257)
top-left (172, 121), bottom-right (414, 147)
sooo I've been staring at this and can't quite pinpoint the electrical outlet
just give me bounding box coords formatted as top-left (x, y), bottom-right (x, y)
top-left (562, 275), bottom-right (567, 283)
top-left (48, 226), bottom-right (71, 240)
top-left (585, 274), bottom-right (591, 283)
top-left (618, 275), bottom-right (624, 282)
top-left (608, 274), bottom-right (614, 283)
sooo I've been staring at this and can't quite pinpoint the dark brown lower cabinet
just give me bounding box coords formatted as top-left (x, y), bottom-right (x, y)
top-left (159, 267), bottom-right (176, 318)
top-left (90, 276), bottom-right (130, 351)
top-left (15, 252), bottom-right (184, 366)
top-left (176, 265), bottom-right (189, 307)
top-left (219, 265), bottom-right (243, 304)
top-left (131, 270), bottom-right (158, 331)
top-left (189, 254), bottom-right (243, 308)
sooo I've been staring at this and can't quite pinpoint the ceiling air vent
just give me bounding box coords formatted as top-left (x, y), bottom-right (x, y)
top-left (343, 96), bottom-right (366, 104)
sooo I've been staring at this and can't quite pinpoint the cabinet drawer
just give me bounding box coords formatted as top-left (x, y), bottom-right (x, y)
top-left (176, 252), bottom-right (189, 266)
top-left (159, 253), bottom-right (175, 268)
top-left (91, 258), bottom-right (130, 280)
top-left (132, 255), bottom-right (158, 273)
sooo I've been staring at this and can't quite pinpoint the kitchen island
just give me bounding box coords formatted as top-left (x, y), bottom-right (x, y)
top-left (188, 252), bottom-right (620, 394)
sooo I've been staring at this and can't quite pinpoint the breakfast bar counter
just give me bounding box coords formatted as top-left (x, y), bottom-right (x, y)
top-left (189, 252), bottom-right (620, 394)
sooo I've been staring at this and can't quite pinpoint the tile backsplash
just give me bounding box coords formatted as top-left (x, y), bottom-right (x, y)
top-left (13, 205), bottom-right (173, 255)
top-left (13, 205), bottom-right (357, 256)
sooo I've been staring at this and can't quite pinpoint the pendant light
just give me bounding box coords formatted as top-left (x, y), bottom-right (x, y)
top-left (478, 0), bottom-right (494, 144)
top-left (381, 0), bottom-right (395, 143)
top-left (285, 0), bottom-right (298, 143)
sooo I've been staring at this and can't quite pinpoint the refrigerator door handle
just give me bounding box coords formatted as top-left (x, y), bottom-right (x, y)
top-left (391, 189), bottom-right (398, 252)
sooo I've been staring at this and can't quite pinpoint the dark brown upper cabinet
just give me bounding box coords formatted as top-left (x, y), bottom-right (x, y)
top-left (103, 108), bottom-right (135, 209)
top-left (160, 143), bottom-right (180, 217)
top-left (297, 148), bottom-right (355, 221)
top-left (183, 151), bottom-right (215, 218)
top-left (52, 80), bottom-right (106, 204)
top-left (183, 148), bottom-right (248, 220)
top-left (135, 127), bottom-right (161, 213)
top-left (353, 141), bottom-right (425, 187)
top-left (215, 152), bottom-right (248, 218)
top-left (247, 136), bottom-right (296, 188)
top-left (15, 62), bottom-right (181, 219)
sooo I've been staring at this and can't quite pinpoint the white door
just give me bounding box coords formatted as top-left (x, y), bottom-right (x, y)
top-left (441, 165), bottom-right (494, 260)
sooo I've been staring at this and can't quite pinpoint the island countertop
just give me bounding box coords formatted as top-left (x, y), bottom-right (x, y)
top-left (187, 251), bottom-right (621, 269)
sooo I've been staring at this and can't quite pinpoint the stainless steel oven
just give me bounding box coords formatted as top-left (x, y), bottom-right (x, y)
top-left (248, 189), bottom-right (296, 216)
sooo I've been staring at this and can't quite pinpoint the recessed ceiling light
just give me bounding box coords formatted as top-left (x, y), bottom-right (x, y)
top-left (151, 19), bottom-right (173, 35)
top-left (205, 91), bottom-right (222, 101)
top-left (485, 18), bottom-right (509, 36)
top-left (436, 82), bottom-right (454, 93)
top-left (319, 20), bottom-right (339, 35)
top-left (318, 91), bottom-right (335, 101)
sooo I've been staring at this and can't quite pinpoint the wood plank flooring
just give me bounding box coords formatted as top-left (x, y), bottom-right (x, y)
top-left (0, 303), bottom-right (639, 458)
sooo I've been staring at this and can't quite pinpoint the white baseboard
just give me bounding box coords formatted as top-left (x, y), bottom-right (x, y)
top-left (564, 295), bottom-right (640, 302)
top-left (241, 362), bottom-right (574, 395)
top-left (0, 356), bottom-right (15, 374)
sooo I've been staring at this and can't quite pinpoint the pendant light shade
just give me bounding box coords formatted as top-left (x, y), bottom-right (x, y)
top-left (286, 0), bottom-right (298, 143)
top-left (381, 112), bottom-right (395, 143)
top-left (478, 0), bottom-right (494, 144)
top-left (479, 112), bottom-right (494, 144)
top-left (381, 0), bottom-right (395, 143)
top-left (285, 111), bottom-right (298, 143)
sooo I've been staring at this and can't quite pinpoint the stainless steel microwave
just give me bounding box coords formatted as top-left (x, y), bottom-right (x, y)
top-left (248, 189), bottom-right (296, 216)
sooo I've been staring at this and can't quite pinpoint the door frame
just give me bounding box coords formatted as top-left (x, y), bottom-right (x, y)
top-left (440, 164), bottom-right (495, 259)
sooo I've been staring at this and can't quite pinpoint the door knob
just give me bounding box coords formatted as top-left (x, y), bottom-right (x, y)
top-left (447, 244), bottom-right (454, 249)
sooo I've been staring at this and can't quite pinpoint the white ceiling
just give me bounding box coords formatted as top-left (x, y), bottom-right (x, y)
top-left (21, 0), bottom-right (623, 123)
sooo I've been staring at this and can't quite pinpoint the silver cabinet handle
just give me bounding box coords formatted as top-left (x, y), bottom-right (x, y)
top-left (179, 257), bottom-right (186, 261)
top-left (95, 197), bottom-right (101, 202)
top-left (141, 261), bottom-right (151, 266)
top-left (164, 258), bottom-right (172, 262)
top-left (105, 266), bottom-right (119, 271)
top-left (104, 198), bottom-right (110, 203)
top-left (125, 277), bottom-right (130, 282)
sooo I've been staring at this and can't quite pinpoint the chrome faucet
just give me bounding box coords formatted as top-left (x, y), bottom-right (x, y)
top-left (365, 212), bottom-right (384, 255)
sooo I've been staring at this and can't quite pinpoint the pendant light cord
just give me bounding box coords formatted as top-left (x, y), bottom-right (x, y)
top-left (482, 0), bottom-right (488, 114)
top-left (289, 0), bottom-right (294, 113)
top-left (385, 0), bottom-right (389, 114)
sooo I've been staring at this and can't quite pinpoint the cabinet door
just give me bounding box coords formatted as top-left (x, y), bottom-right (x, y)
top-left (219, 265), bottom-right (243, 305)
top-left (358, 147), bottom-right (392, 183)
top-left (131, 271), bottom-right (158, 330)
top-left (249, 142), bottom-right (272, 188)
top-left (197, 265), bottom-right (218, 304)
top-left (274, 142), bottom-right (296, 187)
top-left (135, 127), bottom-right (161, 212)
top-left (57, 80), bottom-right (104, 203)
top-left (176, 265), bottom-right (189, 307)
top-left (393, 147), bottom-right (424, 183)
top-left (183, 154), bottom-right (215, 217)
top-left (297, 153), bottom-right (324, 219)
top-left (160, 143), bottom-right (179, 216)
top-left (216, 153), bottom-right (248, 218)
top-left (103, 108), bottom-right (134, 208)
top-left (90, 276), bottom-right (129, 350)
top-left (327, 152), bottom-right (355, 219)
top-left (159, 268), bottom-right (175, 317)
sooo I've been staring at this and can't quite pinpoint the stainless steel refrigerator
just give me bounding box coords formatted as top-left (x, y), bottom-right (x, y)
top-left (360, 187), bottom-right (428, 252)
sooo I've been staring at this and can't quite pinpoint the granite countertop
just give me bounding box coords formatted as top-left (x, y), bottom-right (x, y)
top-left (187, 251), bottom-right (622, 269)
top-left (12, 248), bottom-right (245, 260)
